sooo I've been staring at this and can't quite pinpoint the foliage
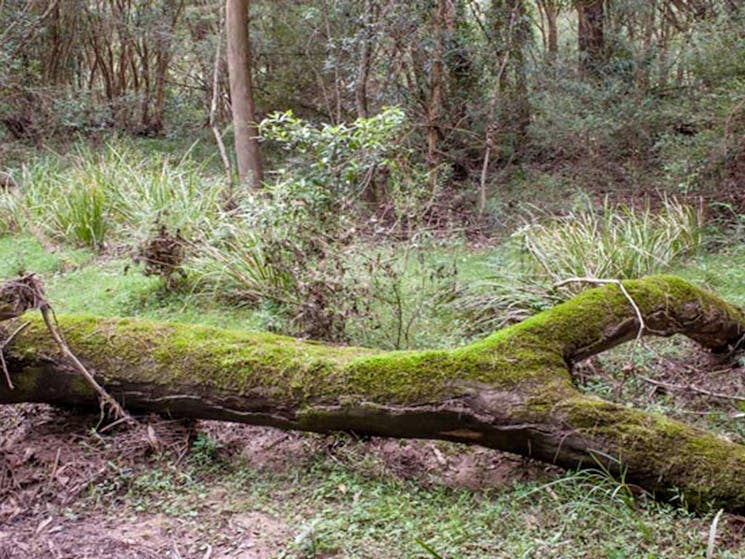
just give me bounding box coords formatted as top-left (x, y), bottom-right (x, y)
top-left (452, 198), bottom-right (704, 333)
top-left (188, 208), bottom-right (461, 347)
top-left (8, 140), bottom-right (223, 249)
top-left (516, 197), bottom-right (704, 282)
top-left (0, 189), bottom-right (21, 236)
top-left (453, 271), bottom-right (562, 336)
top-left (259, 106), bottom-right (433, 229)
top-left (186, 108), bottom-right (446, 344)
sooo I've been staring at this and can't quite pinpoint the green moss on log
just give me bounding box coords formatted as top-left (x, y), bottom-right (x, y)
top-left (5, 274), bottom-right (745, 511)
top-left (558, 395), bottom-right (745, 509)
top-left (9, 275), bottom-right (744, 406)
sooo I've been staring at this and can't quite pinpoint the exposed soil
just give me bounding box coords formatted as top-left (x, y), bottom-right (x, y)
top-left (0, 404), bottom-right (555, 558)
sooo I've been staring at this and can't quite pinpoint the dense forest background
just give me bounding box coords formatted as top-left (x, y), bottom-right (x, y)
top-left (2, 0), bottom-right (743, 212)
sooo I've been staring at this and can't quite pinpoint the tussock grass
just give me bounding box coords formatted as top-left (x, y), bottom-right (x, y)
top-left (8, 141), bottom-right (224, 249)
top-left (186, 223), bottom-right (291, 304)
top-left (517, 197), bottom-right (704, 282)
top-left (455, 199), bottom-right (704, 334)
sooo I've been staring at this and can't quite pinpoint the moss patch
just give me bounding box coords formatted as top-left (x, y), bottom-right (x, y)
top-left (8, 275), bottom-right (744, 408)
top-left (558, 395), bottom-right (745, 510)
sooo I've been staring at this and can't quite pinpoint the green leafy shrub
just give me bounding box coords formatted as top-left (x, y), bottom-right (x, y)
top-left (187, 108), bottom-right (442, 343)
top-left (260, 107), bottom-right (434, 233)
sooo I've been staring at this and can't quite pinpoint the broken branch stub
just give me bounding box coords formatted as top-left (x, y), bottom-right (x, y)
top-left (0, 274), bottom-right (45, 322)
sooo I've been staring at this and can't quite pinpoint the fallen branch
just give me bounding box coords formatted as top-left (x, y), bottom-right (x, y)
top-left (554, 276), bottom-right (646, 349)
top-left (639, 374), bottom-right (745, 403)
top-left (3, 275), bottom-right (745, 512)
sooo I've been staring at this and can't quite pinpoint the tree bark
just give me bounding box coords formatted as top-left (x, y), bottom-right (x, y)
top-left (425, 0), bottom-right (452, 192)
top-left (536, 0), bottom-right (559, 58)
top-left (577, 0), bottom-right (605, 75)
top-left (354, 0), bottom-right (374, 120)
top-left (3, 276), bottom-right (745, 512)
top-left (226, 0), bottom-right (263, 188)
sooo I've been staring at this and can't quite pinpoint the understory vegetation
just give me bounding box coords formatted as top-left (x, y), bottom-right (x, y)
top-left (2, 0), bottom-right (745, 556)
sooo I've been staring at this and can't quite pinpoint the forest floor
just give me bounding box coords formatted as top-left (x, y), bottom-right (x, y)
top-left (0, 404), bottom-right (556, 558)
top-left (1, 236), bottom-right (745, 558)
top-left (2, 133), bottom-right (745, 556)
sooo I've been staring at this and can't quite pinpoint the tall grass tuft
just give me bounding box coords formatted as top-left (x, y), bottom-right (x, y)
top-left (186, 220), bottom-right (292, 303)
top-left (13, 140), bottom-right (225, 249)
top-left (50, 181), bottom-right (108, 249)
top-left (516, 197), bottom-right (703, 282)
top-left (454, 198), bottom-right (703, 334)
top-left (0, 190), bottom-right (22, 236)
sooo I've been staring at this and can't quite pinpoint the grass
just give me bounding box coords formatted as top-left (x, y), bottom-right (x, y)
top-left (3, 137), bottom-right (745, 558)
top-left (517, 197), bottom-right (704, 283)
top-left (81, 435), bottom-right (739, 559)
top-left (0, 234), bottom-right (267, 331)
top-left (5, 140), bottom-right (225, 249)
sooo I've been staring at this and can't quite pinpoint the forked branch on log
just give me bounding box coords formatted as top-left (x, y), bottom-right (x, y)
top-left (2, 275), bottom-right (745, 512)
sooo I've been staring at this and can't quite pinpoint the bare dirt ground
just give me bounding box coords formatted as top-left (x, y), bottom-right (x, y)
top-left (0, 404), bottom-right (554, 559)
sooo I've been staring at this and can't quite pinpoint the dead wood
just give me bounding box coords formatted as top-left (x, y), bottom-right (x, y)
top-left (2, 274), bottom-right (745, 512)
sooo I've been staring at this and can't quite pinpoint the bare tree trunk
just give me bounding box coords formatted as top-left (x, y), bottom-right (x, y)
top-left (546, 1), bottom-right (558, 56)
top-left (355, 0), bottom-right (375, 119)
top-left (210, 4), bottom-right (234, 190)
top-left (577, 0), bottom-right (605, 74)
top-left (150, 0), bottom-right (185, 135)
top-left (536, 0), bottom-right (559, 58)
top-left (226, 0), bottom-right (263, 188)
top-left (4, 276), bottom-right (745, 512)
top-left (426, 0), bottom-right (453, 192)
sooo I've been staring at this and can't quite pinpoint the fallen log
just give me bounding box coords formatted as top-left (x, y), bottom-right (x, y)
top-left (2, 275), bottom-right (745, 512)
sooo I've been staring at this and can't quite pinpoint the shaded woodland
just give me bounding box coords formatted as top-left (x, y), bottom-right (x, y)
top-left (2, 0), bottom-right (744, 209)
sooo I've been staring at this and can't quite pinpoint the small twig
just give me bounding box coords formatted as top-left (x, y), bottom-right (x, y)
top-left (97, 415), bottom-right (134, 434)
top-left (639, 374), bottom-right (745, 403)
top-left (706, 509), bottom-right (724, 559)
top-left (554, 277), bottom-right (646, 349)
top-left (0, 321), bottom-right (30, 389)
top-left (0, 351), bottom-right (11, 390)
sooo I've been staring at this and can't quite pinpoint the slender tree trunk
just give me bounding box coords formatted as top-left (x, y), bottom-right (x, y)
top-left (546, 1), bottom-right (558, 56)
top-left (426, 0), bottom-right (453, 192)
top-left (150, 0), bottom-right (184, 135)
top-left (536, 0), bottom-right (559, 58)
top-left (226, 0), bottom-right (263, 188)
top-left (355, 0), bottom-right (374, 119)
top-left (577, 0), bottom-right (605, 74)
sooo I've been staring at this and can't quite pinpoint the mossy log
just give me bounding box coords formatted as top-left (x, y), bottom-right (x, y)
top-left (2, 275), bottom-right (745, 512)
